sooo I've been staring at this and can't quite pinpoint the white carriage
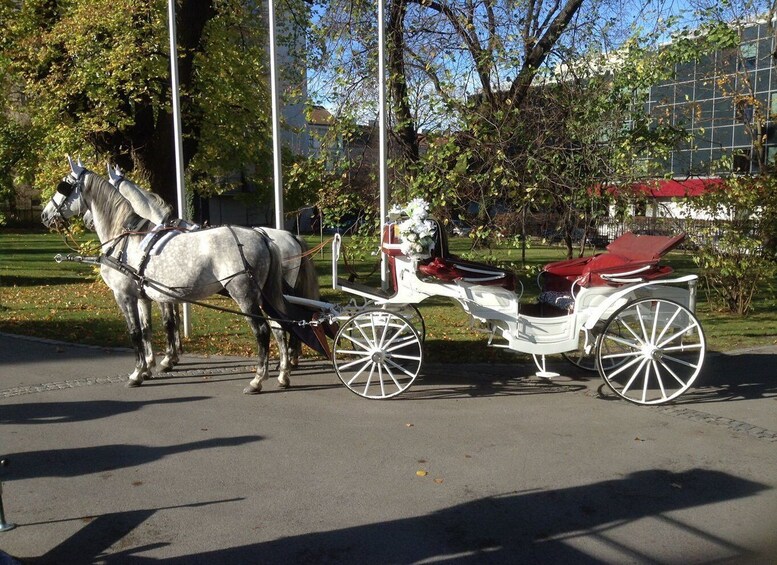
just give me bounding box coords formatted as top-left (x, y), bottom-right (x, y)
top-left (303, 221), bottom-right (705, 405)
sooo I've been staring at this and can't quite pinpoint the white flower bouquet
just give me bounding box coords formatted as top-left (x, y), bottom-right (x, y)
top-left (389, 198), bottom-right (437, 257)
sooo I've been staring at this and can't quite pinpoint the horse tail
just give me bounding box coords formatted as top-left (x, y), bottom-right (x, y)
top-left (293, 235), bottom-right (321, 301)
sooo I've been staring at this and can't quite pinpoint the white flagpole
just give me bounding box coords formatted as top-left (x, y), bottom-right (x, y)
top-left (377, 0), bottom-right (389, 290)
top-left (269, 0), bottom-right (284, 230)
top-left (168, 0), bottom-right (191, 336)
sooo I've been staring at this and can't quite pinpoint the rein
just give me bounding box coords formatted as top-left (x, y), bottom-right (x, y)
top-left (88, 253), bottom-right (327, 328)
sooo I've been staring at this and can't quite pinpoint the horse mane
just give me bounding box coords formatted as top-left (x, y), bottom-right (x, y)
top-left (136, 185), bottom-right (173, 217)
top-left (84, 171), bottom-right (136, 236)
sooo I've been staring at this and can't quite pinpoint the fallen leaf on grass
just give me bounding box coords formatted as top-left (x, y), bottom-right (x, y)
top-left (416, 470), bottom-right (428, 477)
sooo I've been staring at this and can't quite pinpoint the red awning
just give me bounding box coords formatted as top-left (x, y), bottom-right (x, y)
top-left (629, 178), bottom-right (724, 198)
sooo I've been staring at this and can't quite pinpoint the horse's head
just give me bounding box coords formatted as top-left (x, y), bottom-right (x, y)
top-left (41, 157), bottom-right (88, 229)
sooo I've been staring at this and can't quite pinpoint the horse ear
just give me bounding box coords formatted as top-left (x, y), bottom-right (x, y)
top-left (107, 164), bottom-right (123, 186)
top-left (67, 155), bottom-right (85, 179)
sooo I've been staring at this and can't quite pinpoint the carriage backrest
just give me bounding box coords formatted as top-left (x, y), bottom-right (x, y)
top-left (605, 231), bottom-right (686, 262)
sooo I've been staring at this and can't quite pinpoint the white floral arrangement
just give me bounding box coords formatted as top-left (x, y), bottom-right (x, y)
top-left (388, 198), bottom-right (437, 257)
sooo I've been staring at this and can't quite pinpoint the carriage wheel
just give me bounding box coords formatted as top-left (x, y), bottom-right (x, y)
top-left (595, 298), bottom-right (705, 405)
top-left (563, 322), bottom-right (628, 373)
top-left (562, 348), bottom-right (598, 372)
top-left (333, 309), bottom-right (423, 399)
top-left (380, 304), bottom-right (426, 342)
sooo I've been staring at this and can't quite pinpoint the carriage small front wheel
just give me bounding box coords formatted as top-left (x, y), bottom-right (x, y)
top-left (595, 298), bottom-right (705, 405)
top-left (333, 309), bottom-right (423, 399)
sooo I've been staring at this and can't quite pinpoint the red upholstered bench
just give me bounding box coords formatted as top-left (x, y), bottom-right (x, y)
top-left (539, 232), bottom-right (685, 303)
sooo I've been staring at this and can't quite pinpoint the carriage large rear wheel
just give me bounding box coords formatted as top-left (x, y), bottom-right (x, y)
top-left (595, 298), bottom-right (705, 405)
top-left (333, 309), bottom-right (423, 399)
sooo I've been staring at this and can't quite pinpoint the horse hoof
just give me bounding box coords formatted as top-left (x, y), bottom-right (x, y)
top-left (159, 364), bottom-right (174, 373)
top-left (277, 380), bottom-right (290, 389)
top-left (243, 385), bottom-right (262, 395)
top-left (126, 378), bottom-right (143, 388)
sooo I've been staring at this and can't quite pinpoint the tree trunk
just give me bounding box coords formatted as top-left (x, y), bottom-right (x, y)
top-left (388, 0), bottom-right (420, 170)
top-left (131, 0), bottom-right (216, 209)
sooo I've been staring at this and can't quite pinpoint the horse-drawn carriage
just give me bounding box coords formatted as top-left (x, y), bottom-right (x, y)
top-left (42, 164), bottom-right (705, 405)
top-left (323, 214), bottom-right (704, 404)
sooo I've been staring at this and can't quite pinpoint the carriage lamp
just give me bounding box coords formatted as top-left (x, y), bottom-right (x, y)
top-left (0, 459), bottom-right (15, 532)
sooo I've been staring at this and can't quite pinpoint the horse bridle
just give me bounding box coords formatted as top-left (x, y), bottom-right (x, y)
top-left (49, 172), bottom-right (86, 226)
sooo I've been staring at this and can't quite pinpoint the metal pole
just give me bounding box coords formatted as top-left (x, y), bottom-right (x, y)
top-left (269, 0), bottom-right (285, 230)
top-left (168, 0), bottom-right (191, 337)
top-left (377, 0), bottom-right (389, 290)
top-left (0, 459), bottom-right (15, 532)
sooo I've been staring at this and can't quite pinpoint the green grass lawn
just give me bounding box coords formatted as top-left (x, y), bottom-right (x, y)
top-left (2, 228), bottom-right (776, 363)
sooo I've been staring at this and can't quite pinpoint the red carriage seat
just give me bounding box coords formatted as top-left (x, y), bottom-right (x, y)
top-left (382, 220), bottom-right (516, 291)
top-left (541, 231), bottom-right (685, 292)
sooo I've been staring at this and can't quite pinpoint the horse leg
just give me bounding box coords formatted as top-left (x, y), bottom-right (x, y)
top-left (173, 303), bottom-right (183, 355)
top-left (158, 302), bottom-right (180, 372)
top-left (114, 293), bottom-right (151, 386)
top-left (228, 286), bottom-right (272, 395)
top-left (287, 333), bottom-right (301, 368)
top-left (138, 298), bottom-right (156, 371)
top-left (270, 321), bottom-right (291, 388)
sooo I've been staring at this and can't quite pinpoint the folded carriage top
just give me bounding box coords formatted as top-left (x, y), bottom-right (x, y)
top-left (542, 231), bottom-right (686, 289)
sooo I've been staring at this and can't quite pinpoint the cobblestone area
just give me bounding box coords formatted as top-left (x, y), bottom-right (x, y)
top-left (656, 405), bottom-right (777, 442)
top-left (0, 365), bottom-right (257, 399)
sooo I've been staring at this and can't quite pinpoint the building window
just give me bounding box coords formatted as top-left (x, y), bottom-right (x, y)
top-left (736, 99), bottom-right (754, 124)
top-left (733, 149), bottom-right (752, 173)
top-left (739, 42), bottom-right (757, 71)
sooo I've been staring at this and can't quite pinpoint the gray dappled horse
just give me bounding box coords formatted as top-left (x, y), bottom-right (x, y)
top-left (105, 165), bottom-right (321, 367)
top-left (84, 202), bottom-right (182, 375)
top-left (42, 165), bottom-right (292, 394)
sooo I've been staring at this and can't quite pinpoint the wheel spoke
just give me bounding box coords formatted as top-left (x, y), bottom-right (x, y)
top-left (385, 356), bottom-right (417, 379)
top-left (661, 343), bottom-right (703, 352)
top-left (345, 359), bottom-right (373, 386)
top-left (661, 353), bottom-right (700, 370)
top-left (604, 353), bottom-right (644, 379)
top-left (654, 305), bottom-right (682, 345)
top-left (601, 350), bottom-right (642, 361)
top-left (656, 357), bottom-right (688, 387)
top-left (385, 335), bottom-right (419, 352)
top-left (652, 359), bottom-right (668, 401)
top-left (641, 359), bottom-right (651, 403)
top-left (602, 331), bottom-right (640, 351)
top-left (650, 301), bottom-right (661, 343)
top-left (619, 315), bottom-right (644, 345)
top-left (382, 362), bottom-right (404, 389)
top-left (621, 357), bottom-right (649, 396)
top-left (657, 323), bottom-right (700, 349)
top-left (376, 362), bottom-right (385, 397)
top-left (338, 331), bottom-right (372, 351)
top-left (337, 354), bottom-right (373, 372)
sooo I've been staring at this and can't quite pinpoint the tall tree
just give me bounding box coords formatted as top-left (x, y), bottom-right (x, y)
top-left (0, 0), bottom-right (280, 210)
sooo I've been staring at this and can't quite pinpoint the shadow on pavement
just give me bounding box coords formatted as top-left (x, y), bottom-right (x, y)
top-left (17, 498), bottom-right (244, 565)
top-left (5, 436), bottom-right (263, 480)
top-left (665, 352), bottom-right (777, 405)
top-left (14, 468), bottom-right (772, 564)
top-left (1, 397), bottom-right (211, 425)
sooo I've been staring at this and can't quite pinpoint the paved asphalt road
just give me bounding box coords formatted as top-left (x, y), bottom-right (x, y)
top-left (1, 332), bottom-right (776, 564)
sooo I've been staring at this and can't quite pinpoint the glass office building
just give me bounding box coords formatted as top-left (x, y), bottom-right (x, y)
top-left (645, 20), bottom-right (777, 178)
